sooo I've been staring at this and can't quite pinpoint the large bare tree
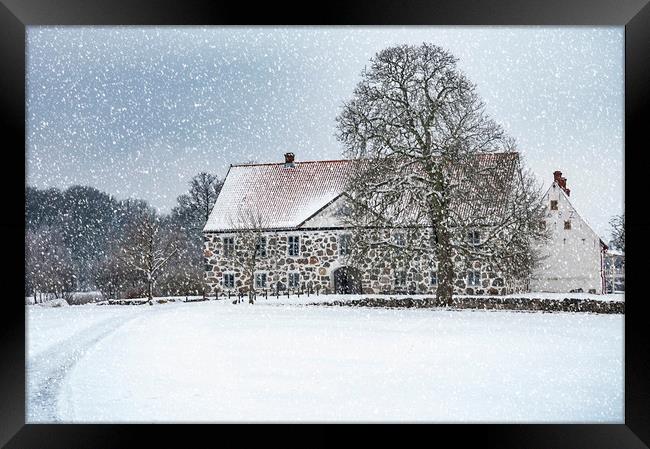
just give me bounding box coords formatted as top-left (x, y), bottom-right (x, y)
top-left (336, 43), bottom-right (548, 300)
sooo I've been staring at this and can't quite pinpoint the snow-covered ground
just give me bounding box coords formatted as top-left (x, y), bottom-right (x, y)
top-left (27, 303), bottom-right (137, 358)
top-left (27, 300), bottom-right (623, 423)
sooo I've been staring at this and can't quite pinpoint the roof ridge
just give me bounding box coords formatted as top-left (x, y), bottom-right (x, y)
top-left (231, 158), bottom-right (354, 167)
top-left (231, 151), bottom-right (518, 167)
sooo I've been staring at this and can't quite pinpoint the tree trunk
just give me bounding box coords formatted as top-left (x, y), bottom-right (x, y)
top-left (147, 278), bottom-right (154, 304)
top-left (430, 166), bottom-right (454, 303)
top-left (436, 226), bottom-right (455, 302)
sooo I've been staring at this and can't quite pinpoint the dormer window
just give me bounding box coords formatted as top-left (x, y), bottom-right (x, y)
top-left (468, 230), bottom-right (480, 245)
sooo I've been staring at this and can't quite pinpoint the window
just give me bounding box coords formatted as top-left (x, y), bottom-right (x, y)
top-left (550, 200), bottom-right (558, 210)
top-left (339, 234), bottom-right (352, 256)
top-left (564, 220), bottom-right (572, 230)
top-left (223, 273), bottom-right (235, 289)
top-left (255, 272), bottom-right (267, 289)
top-left (539, 220), bottom-right (546, 230)
top-left (288, 272), bottom-right (300, 289)
top-left (431, 270), bottom-right (438, 286)
top-left (222, 237), bottom-right (235, 256)
top-left (255, 236), bottom-right (267, 257)
top-left (395, 271), bottom-right (407, 287)
top-left (468, 230), bottom-right (480, 245)
top-left (288, 235), bottom-right (300, 256)
top-left (467, 271), bottom-right (481, 287)
top-left (394, 232), bottom-right (406, 247)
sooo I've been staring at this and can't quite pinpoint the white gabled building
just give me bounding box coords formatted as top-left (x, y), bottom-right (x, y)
top-left (530, 171), bottom-right (608, 294)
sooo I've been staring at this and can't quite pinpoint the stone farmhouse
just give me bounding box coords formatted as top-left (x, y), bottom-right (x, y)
top-left (203, 154), bottom-right (608, 295)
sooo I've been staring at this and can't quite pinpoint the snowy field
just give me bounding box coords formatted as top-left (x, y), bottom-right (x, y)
top-left (27, 300), bottom-right (623, 423)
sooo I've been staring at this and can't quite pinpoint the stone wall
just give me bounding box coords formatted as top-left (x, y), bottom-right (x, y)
top-left (307, 296), bottom-right (624, 314)
top-left (203, 229), bottom-right (524, 296)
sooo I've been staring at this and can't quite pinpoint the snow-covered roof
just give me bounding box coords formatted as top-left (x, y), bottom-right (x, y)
top-left (450, 152), bottom-right (520, 222)
top-left (204, 159), bottom-right (356, 232)
top-left (204, 153), bottom-right (524, 233)
top-left (606, 249), bottom-right (624, 257)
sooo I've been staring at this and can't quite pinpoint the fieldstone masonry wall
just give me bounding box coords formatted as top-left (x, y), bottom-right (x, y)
top-left (203, 229), bottom-right (525, 296)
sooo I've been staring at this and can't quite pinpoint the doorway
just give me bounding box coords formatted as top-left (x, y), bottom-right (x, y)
top-left (333, 267), bottom-right (362, 294)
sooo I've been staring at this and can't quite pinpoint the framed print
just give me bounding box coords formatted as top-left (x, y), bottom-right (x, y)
top-left (1, 0), bottom-right (649, 447)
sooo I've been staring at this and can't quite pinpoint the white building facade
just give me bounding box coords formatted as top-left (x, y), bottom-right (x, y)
top-left (530, 171), bottom-right (608, 294)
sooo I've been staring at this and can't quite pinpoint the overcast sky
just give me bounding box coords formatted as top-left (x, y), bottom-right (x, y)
top-left (26, 26), bottom-right (623, 239)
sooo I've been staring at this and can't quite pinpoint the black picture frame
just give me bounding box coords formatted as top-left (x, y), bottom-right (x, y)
top-left (1, 0), bottom-right (648, 447)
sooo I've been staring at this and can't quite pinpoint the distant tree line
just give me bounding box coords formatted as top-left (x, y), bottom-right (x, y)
top-left (25, 173), bottom-right (223, 302)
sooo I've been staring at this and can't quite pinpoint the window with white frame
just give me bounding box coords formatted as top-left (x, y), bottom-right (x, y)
top-left (288, 235), bottom-right (300, 256)
top-left (223, 273), bottom-right (235, 289)
top-left (288, 272), bottom-right (300, 289)
top-left (467, 270), bottom-right (481, 287)
top-left (222, 236), bottom-right (235, 256)
top-left (468, 230), bottom-right (480, 245)
top-left (255, 272), bottom-right (267, 289)
top-left (431, 270), bottom-right (438, 286)
top-left (339, 234), bottom-right (352, 256)
top-left (394, 232), bottom-right (406, 247)
top-left (255, 236), bottom-right (267, 257)
top-left (395, 271), bottom-right (407, 287)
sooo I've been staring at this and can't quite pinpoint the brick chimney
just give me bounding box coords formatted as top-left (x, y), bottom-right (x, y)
top-left (553, 170), bottom-right (570, 196)
top-left (284, 152), bottom-right (295, 168)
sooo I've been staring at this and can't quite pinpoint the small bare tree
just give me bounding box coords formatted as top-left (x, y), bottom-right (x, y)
top-left (94, 243), bottom-right (135, 300)
top-left (227, 206), bottom-right (268, 303)
top-left (26, 226), bottom-right (75, 302)
top-left (119, 208), bottom-right (180, 304)
top-left (176, 172), bottom-right (223, 229)
top-left (609, 214), bottom-right (625, 252)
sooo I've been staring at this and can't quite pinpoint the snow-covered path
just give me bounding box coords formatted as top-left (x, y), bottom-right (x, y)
top-left (27, 308), bottom-right (148, 422)
top-left (27, 301), bottom-right (624, 423)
